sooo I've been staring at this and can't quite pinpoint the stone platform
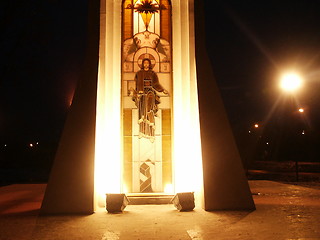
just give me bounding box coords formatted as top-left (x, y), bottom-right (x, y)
top-left (127, 193), bottom-right (174, 205)
top-left (1, 181), bottom-right (320, 239)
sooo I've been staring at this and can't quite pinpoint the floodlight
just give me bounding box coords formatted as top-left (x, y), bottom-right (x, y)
top-left (106, 194), bottom-right (129, 213)
top-left (171, 192), bottom-right (195, 211)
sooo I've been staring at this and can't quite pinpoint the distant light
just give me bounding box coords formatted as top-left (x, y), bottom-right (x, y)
top-left (266, 142), bottom-right (269, 145)
top-left (4, 144), bottom-right (7, 147)
top-left (29, 143), bottom-right (33, 147)
top-left (298, 108), bottom-right (304, 113)
top-left (302, 130), bottom-right (305, 135)
top-left (254, 124), bottom-right (259, 128)
top-left (36, 142), bottom-right (39, 145)
top-left (280, 72), bottom-right (303, 92)
top-left (248, 130), bottom-right (251, 134)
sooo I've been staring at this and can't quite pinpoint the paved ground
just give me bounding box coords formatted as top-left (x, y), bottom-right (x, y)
top-left (1, 181), bottom-right (320, 240)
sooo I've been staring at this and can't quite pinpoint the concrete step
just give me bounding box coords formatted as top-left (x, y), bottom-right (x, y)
top-left (127, 194), bottom-right (174, 205)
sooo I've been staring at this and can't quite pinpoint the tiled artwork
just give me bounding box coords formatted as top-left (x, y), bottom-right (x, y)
top-left (121, 0), bottom-right (172, 193)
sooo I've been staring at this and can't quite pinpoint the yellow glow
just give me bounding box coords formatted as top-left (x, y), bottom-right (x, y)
top-left (122, 184), bottom-right (129, 194)
top-left (298, 108), bottom-right (304, 113)
top-left (164, 184), bottom-right (174, 194)
top-left (94, 0), bottom-right (122, 210)
top-left (139, 12), bottom-right (153, 30)
top-left (172, 4), bottom-right (204, 204)
top-left (94, 74), bottom-right (122, 201)
top-left (280, 72), bottom-right (303, 92)
top-left (173, 63), bottom-right (203, 196)
top-left (254, 124), bottom-right (259, 128)
top-left (174, 117), bottom-right (203, 193)
top-left (94, 0), bottom-right (203, 210)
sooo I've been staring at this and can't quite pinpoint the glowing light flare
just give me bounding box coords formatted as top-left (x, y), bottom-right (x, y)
top-left (254, 123), bottom-right (259, 128)
top-left (172, 26), bottom-right (204, 202)
top-left (164, 184), bottom-right (174, 194)
top-left (173, 75), bottom-right (203, 196)
top-left (174, 121), bottom-right (203, 193)
top-left (280, 72), bottom-right (303, 92)
top-left (94, 65), bottom-right (122, 209)
top-left (94, 2), bottom-right (122, 211)
top-left (94, 100), bottom-right (121, 197)
top-left (298, 108), bottom-right (304, 113)
top-left (122, 184), bottom-right (129, 194)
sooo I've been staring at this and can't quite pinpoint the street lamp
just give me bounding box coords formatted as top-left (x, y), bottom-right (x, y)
top-left (279, 72), bottom-right (303, 93)
top-left (279, 71), bottom-right (304, 181)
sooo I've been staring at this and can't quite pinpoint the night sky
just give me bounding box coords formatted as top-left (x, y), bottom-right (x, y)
top-left (205, 1), bottom-right (320, 129)
top-left (1, 0), bottom-right (320, 179)
top-left (1, 0), bottom-right (87, 144)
